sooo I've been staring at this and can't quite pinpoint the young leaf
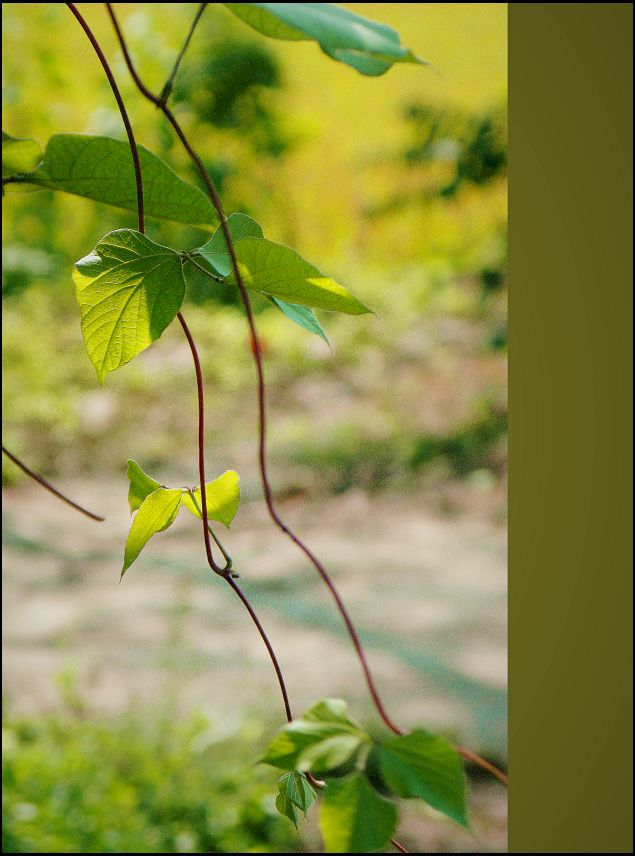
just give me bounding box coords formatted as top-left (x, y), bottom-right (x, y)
top-left (370, 729), bottom-right (469, 828)
top-left (223, 3), bottom-right (426, 77)
top-left (121, 488), bottom-right (183, 578)
top-left (127, 460), bottom-right (162, 514)
top-left (73, 229), bottom-right (185, 383)
top-left (181, 470), bottom-right (240, 528)
top-left (319, 772), bottom-right (397, 853)
top-left (276, 771), bottom-right (317, 828)
top-left (269, 297), bottom-right (330, 345)
top-left (296, 733), bottom-right (362, 775)
top-left (25, 135), bottom-right (217, 227)
top-left (227, 238), bottom-right (370, 315)
top-left (261, 698), bottom-right (367, 771)
top-left (197, 212), bottom-right (264, 277)
top-left (2, 131), bottom-right (43, 177)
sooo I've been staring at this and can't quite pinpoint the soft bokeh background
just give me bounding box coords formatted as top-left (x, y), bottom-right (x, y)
top-left (2, 3), bottom-right (507, 852)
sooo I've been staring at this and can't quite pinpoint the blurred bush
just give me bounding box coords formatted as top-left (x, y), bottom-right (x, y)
top-left (2, 707), bottom-right (296, 853)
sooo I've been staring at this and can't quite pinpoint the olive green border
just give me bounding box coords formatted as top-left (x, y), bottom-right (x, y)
top-left (509, 4), bottom-right (633, 852)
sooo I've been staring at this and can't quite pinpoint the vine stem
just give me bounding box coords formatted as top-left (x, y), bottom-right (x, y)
top-left (105, 1), bottom-right (508, 787)
top-left (2, 446), bottom-right (105, 521)
top-left (391, 838), bottom-right (409, 853)
top-left (68, 1), bottom-right (295, 723)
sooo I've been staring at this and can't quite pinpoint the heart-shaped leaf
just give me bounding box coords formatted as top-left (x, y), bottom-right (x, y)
top-left (370, 729), bottom-right (468, 827)
top-left (73, 229), bottom-right (185, 382)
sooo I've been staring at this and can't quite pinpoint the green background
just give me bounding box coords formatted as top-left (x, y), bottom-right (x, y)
top-left (509, 4), bottom-right (632, 852)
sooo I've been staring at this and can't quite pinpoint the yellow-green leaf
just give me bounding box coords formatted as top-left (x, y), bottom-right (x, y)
top-left (126, 460), bottom-right (162, 514)
top-left (181, 470), bottom-right (240, 528)
top-left (122, 488), bottom-right (183, 578)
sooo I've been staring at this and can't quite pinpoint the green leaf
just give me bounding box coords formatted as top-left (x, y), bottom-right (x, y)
top-left (194, 214), bottom-right (330, 341)
top-left (126, 460), bottom-right (162, 514)
top-left (197, 212), bottom-right (263, 277)
top-left (2, 131), bottom-right (43, 177)
top-left (319, 772), bottom-right (397, 853)
top-left (223, 3), bottom-right (426, 76)
top-left (275, 772), bottom-right (317, 828)
top-left (296, 733), bottom-right (362, 775)
top-left (181, 470), bottom-right (241, 528)
top-left (25, 135), bottom-right (217, 227)
top-left (370, 729), bottom-right (468, 828)
top-left (261, 698), bottom-right (367, 771)
top-left (73, 229), bottom-right (185, 383)
top-left (303, 698), bottom-right (363, 728)
top-left (122, 488), bottom-right (183, 578)
top-left (227, 238), bottom-right (370, 315)
top-left (269, 297), bottom-right (330, 345)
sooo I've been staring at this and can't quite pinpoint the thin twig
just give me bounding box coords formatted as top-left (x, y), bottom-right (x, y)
top-left (391, 838), bottom-right (409, 853)
top-left (158, 3), bottom-right (207, 104)
top-left (2, 446), bottom-right (105, 521)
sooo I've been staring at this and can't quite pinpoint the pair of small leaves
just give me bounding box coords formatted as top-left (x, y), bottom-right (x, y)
top-left (3, 133), bottom-right (217, 227)
top-left (122, 460), bottom-right (240, 578)
top-left (262, 699), bottom-right (468, 852)
top-left (224, 3), bottom-right (426, 77)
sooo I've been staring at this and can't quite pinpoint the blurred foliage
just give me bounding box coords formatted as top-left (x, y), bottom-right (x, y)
top-left (2, 3), bottom-right (507, 508)
top-left (2, 705), bottom-right (297, 854)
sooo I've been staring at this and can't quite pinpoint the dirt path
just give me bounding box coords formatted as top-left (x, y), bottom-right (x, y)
top-left (3, 479), bottom-right (507, 851)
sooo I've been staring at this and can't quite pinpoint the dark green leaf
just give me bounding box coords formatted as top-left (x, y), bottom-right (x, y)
top-left (228, 238), bottom-right (370, 315)
top-left (73, 229), bottom-right (185, 382)
top-left (127, 460), bottom-right (162, 514)
top-left (2, 131), bottom-right (42, 177)
top-left (122, 488), bottom-right (183, 577)
top-left (25, 135), bottom-right (217, 227)
top-left (371, 729), bottom-right (468, 827)
top-left (197, 212), bottom-right (263, 276)
top-left (223, 3), bottom-right (426, 76)
top-left (275, 772), bottom-right (317, 828)
top-left (319, 772), bottom-right (397, 853)
top-left (181, 470), bottom-right (241, 527)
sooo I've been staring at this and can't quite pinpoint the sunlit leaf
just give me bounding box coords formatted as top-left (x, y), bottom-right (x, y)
top-left (269, 297), bottom-right (330, 344)
top-left (2, 131), bottom-right (42, 177)
top-left (122, 488), bottom-right (183, 577)
top-left (181, 470), bottom-right (240, 528)
top-left (227, 238), bottom-right (370, 315)
top-left (370, 729), bottom-right (468, 827)
top-left (25, 135), bottom-right (217, 227)
top-left (126, 460), bottom-right (162, 514)
top-left (73, 229), bottom-right (185, 383)
top-left (223, 3), bottom-right (426, 76)
top-left (319, 772), bottom-right (397, 853)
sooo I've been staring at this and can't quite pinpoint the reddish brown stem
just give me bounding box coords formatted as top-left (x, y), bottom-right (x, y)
top-left (66, 3), bottom-right (144, 233)
top-left (391, 838), bottom-right (409, 853)
top-left (70, 2), bottom-right (297, 719)
top-left (2, 445), bottom-right (105, 521)
top-left (106, 2), bottom-right (507, 789)
top-left (456, 744), bottom-right (508, 786)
